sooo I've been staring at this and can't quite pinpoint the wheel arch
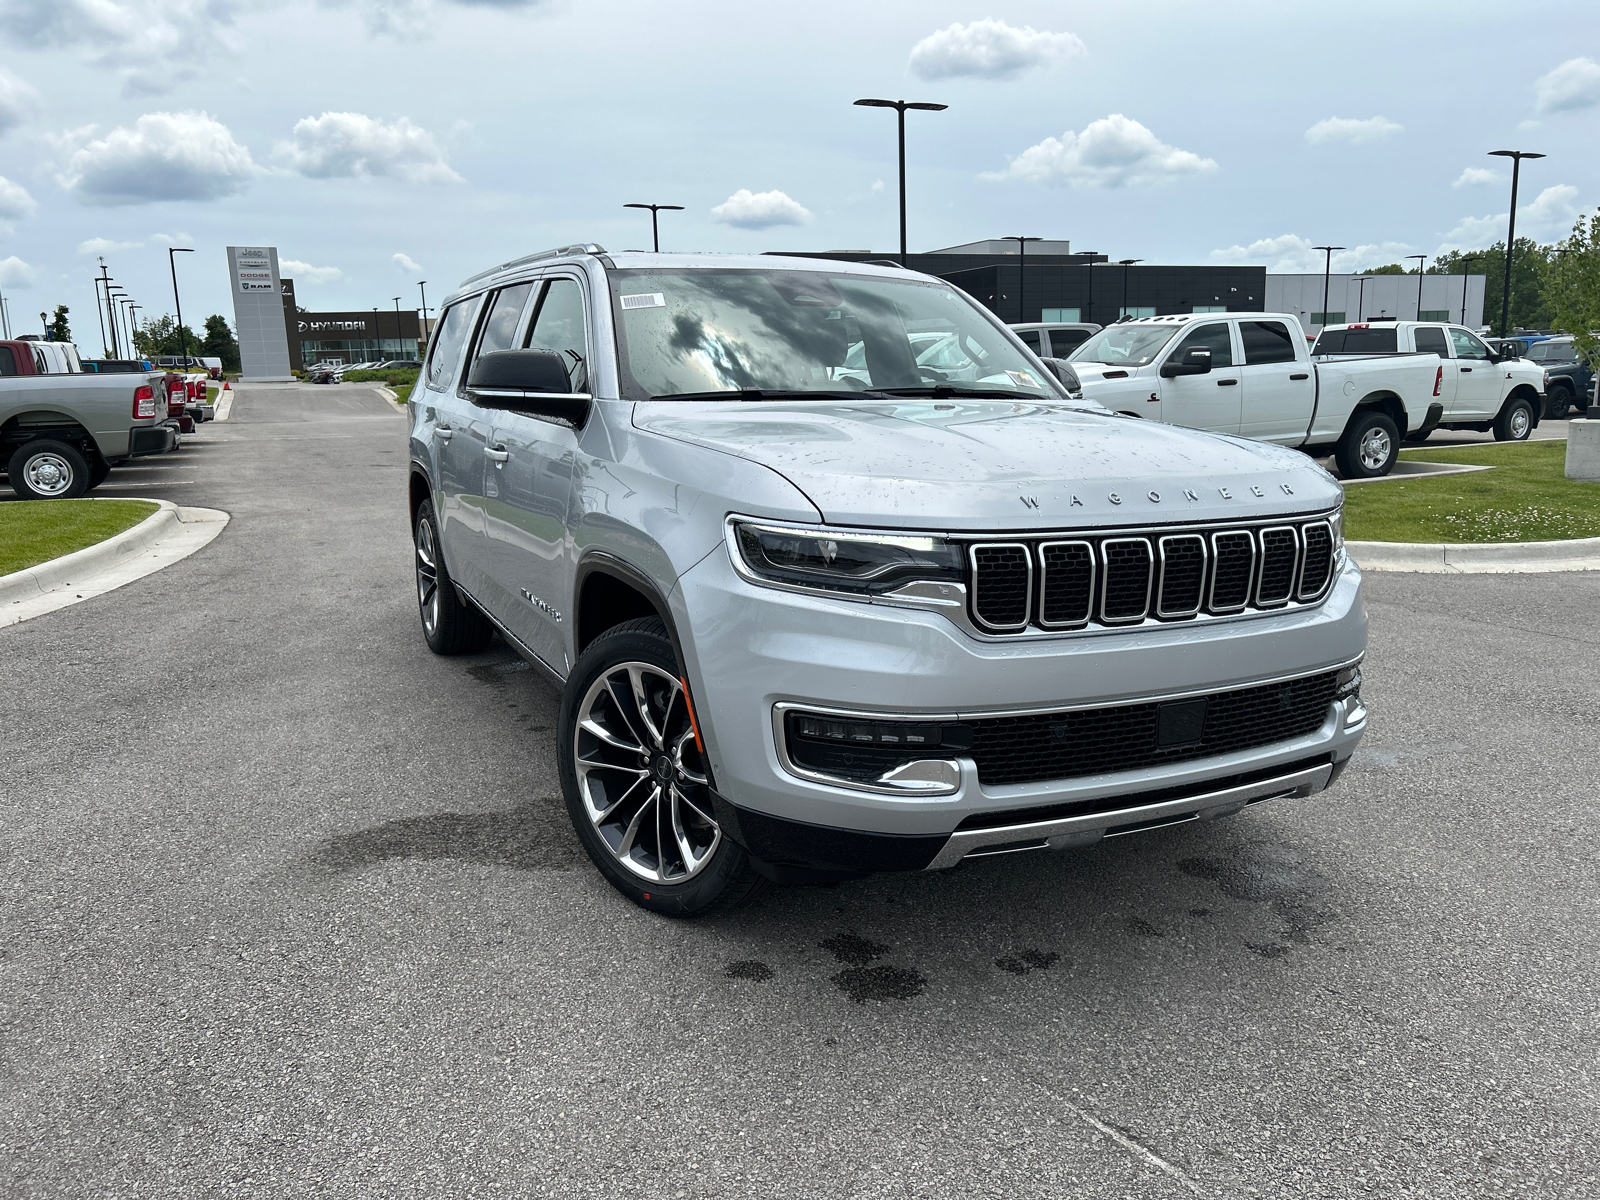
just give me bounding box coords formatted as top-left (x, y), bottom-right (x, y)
top-left (1501, 384), bottom-right (1543, 426)
top-left (408, 463), bottom-right (434, 527)
top-left (574, 551), bottom-right (685, 667)
top-left (1344, 391), bottom-right (1407, 438)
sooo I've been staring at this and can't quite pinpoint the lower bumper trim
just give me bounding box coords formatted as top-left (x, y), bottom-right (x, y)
top-left (923, 760), bottom-right (1334, 871)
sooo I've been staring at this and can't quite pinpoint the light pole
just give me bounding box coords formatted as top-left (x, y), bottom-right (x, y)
top-left (117, 297), bottom-right (135, 356)
top-left (1353, 276), bottom-right (1371, 322)
top-left (1002, 236), bottom-right (1042, 323)
top-left (394, 297), bottom-right (404, 358)
top-left (1117, 258), bottom-right (1143, 318)
top-left (1488, 149), bottom-right (1545, 336)
top-left (107, 286), bottom-right (126, 357)
top-left (373, 307), bottom-right (380, 360)
top-left (622, 203), bottom-right (685, 253)
top-left (1313, 246), bottom-right (1345, 331)
top-left (1406, 254), bottom-right (1427, 317)
top-left (853, 97), bottom-right (949, 265)
top-left (98, 261), bottom-right (118, 357)
top-left (417, 281), bottom-right (429, 348)
top-left (39, 310), bottom-right (48, 337)
top-left (168, 247), bottom-right (194, 366)
top-left (128, 304), bottom-right (141, 355)
top-left (0, 279), bottom-right (8, 339)
top-left (1459, 254), bottom-right (1480, 326)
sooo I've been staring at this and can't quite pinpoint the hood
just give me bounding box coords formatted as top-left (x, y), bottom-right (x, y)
top-left (632, 399), bottom-right (1340, 531)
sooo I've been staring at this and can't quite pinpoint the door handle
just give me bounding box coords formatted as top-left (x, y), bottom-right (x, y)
top-left (485, 446), bottom-right (510, 463)
top-left (434, 425), bottom-right (453, 440)
top-left (1290, 373), bottom-right (1309, 381)
top-left (1460, 367), bottom-right (1473, 372)
top-left (1216, 378), bottom-right (1238, 386)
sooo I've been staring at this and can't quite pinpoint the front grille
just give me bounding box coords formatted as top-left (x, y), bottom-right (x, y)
top-left (965, 517), bottom-right (1336, 634)
top-left (966, 670), bottom-right (1340, 786)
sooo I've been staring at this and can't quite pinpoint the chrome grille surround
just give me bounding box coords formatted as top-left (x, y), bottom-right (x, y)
top-left (1036, 540), bottom-right (1095, 629)
top-left (968, 542), bottom-right (1032, 632)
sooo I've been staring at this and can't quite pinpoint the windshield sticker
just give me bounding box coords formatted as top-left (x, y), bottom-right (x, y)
top-left (1006, 370), bottom-right (1039, 388)
top-left (621, 293), bottom-right (666, 310)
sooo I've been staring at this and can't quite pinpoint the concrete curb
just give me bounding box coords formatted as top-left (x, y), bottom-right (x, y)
top-left (2, 499), bottom-right (230, 627)
top-left (1349, 535), bottom-right (1600, 574)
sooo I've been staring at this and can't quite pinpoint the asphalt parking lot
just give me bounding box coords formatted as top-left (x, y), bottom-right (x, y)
top-left (3, 382), bottom-right (1598, 1198)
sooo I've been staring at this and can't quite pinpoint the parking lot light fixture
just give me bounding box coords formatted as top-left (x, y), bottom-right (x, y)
top-left (39, 311), bottom-right (47, 336)
top-left (1352, 276), bottom-right (1371, 322)
top-left (623, 203), bottom-right (685, 253)
top-left (1406, 255), bottom-right (1427, 316)
top-left (1488, 150), bottom-right (1545, 336)
top-left (1313, 246), bottom-right (1345, 332)
top-left (417, 281), bottom-right (429, 347)
top-left (168, 247), bottom-right (194, 368)
top-left (1459, 255), bottom-right (1480, 325)
top-left (853, 98), bottom-right (949, 266)
top-left (394, 297), bottom-right (404, 358)
top-left (1117, 258), bottom-right (1143, 318)
top-left (1002, 236), bottom-right (1042, 323)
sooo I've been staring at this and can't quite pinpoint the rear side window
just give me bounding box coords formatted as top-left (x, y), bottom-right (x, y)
top-left (1016, 329), bottom-right (1043, 353)
top-left (1413, 327), bottom-right (1449, 356)
top-left (425, 300), bottom-right (478, 390)
top-left (1047, 328), bottom-right (1090, 355)
top-left (1172, 322), bottom-right (1233, 368)
top-left (1240, 321), bottom-right (1297, 365)
top-left (0, 346), bottom-right (14, 376)
top-left (1314, 328), bottom-right (1397, 354)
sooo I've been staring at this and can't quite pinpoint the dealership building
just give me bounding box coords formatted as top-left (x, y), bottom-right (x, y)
top-left (280, 278), bottom-right (427, 370)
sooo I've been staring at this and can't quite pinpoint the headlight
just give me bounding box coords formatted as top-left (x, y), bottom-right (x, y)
top-left (1331, 507), bottom-right (1344, 552)
top-left (732, 520), bottom-right (964, 596)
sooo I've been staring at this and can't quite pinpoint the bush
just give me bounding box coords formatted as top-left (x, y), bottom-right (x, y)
top-left (343, 368), bottom-right (420, 389)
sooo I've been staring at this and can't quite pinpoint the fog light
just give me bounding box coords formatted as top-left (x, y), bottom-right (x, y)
top-left (1334, 665), bottom-right (1361, 700)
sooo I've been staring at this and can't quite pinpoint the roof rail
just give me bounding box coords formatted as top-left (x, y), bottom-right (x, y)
top-left (860, 258), bottom-right (906, 269)
top-left (459, 243), bottom-right (607, 287)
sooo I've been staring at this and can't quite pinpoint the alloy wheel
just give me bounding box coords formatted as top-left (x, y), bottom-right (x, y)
top-left (573, 663), bottom-right (720, 883)
top-left (415, 516), bottom-right (440, 635)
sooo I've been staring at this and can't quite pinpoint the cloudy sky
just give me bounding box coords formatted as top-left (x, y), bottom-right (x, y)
top-left (1, 0), bottom-right (1597, 343)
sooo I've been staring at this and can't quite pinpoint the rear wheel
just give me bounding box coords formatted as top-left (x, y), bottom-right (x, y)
top-left (7, 440), bottom-right (90, 500)
top-left (1493, 397), bottom-right (1534, 442)
top-left (1335, 411), bottom-right (1399, 479)
top-left (558, 618), bottom-right (766, 917)
top-left (413, 497), bottom-right (493, 655)
top-left (1545, 388), bottom-right (1572, 420)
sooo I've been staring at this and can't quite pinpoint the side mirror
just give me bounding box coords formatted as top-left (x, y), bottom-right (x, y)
top-left (1040, 357), bottom-right (1082, 393)
top-left (467, 349), bottom-right (590, 422)
top-left (1160, 347), bottom-right (1212, 377)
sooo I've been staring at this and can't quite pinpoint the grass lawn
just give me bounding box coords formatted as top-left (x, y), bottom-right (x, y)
top-left (1343, 440), bottom-right (1600, 543)
top-left (0, 499), bottom-right (159, 576)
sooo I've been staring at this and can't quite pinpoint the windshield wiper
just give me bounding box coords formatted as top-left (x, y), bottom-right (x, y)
top-left (653, 388), bottom-right (874, 402)
top-left (874, 385), bottom-right (1043, 400)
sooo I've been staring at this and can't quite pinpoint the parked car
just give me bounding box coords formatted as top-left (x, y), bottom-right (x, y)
top-left (198, 356), bottom-right (224, 380)
top-left (6, 340), bottom-right (84, 373)
top-left (1525, 338), bottom-right (1593, 418)
top-left (1069, 313), bottom-right (1444, 478)
top-left (1314, 321), bottom-right (1546, 443)
top-left (1008, 321), bottom-right (1103, 358)
top-left (306, 361), bottom-right (342, 384)
top-left (405, 246), bottom-right (1367, 916)
top-left (81, 358), bottom-right (155, 373)
top-left (374, 359), bottom-right (422, 370)
top-left (1, 341), bottom-right (172, 498)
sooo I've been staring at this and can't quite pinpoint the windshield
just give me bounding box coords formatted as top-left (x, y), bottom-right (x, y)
top-left (608, 268), bottom-right (1062, 401)
top-left (1529, 341), bottom-right (1577, 363)
top-left (1068, 324), bottom-right (1181, 367)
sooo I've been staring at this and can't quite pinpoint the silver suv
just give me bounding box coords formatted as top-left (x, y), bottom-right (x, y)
top-left (406, 246), bottom-right (1367, 916)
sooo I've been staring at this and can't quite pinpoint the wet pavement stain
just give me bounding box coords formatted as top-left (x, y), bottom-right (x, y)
top-left (1126, 918), bottom-right (1164, 938)
top-left (725, 960), bottom-right (774, 982)
top-left (302, 805), bottom-right (580, 876)
top-left (995, 949), bottom-right (1061, 976)
top-left (819, 933), bottom-right (889, 966)
top-left (832, 966), bottom-right (927, 1003)
top-left (1179, 841), bottom-right (1337, 957)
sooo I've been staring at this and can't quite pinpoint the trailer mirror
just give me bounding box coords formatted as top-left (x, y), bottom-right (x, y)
top-left (1160, 347), bottom-right (1212, 378)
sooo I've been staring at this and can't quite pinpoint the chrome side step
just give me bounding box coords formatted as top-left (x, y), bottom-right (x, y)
top-left (925, 762), bottom-right (1333, 871)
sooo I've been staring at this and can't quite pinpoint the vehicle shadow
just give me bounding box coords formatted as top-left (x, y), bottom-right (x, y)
top-left (300, 800), bottom-right (585, 877)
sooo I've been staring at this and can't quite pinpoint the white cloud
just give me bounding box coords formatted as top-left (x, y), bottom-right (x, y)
top-left (985, 114), bottom-right (1217, 189)
top-left (0, 174), bottom-right (37, 221)
top-left (393, 252), bottom-right (423, 272)
top-left (1437, 184), bottom-right (1583, 253)
top-left (0, 67), bottom-right (42, 135)
top-left (274, 113), bottom-right (461, 183)
top-left (870, 179), bottom-right (884, 193)
top-left (1209, 234), bottom-right (1416, 275)
top-left (52, 111), bottom-right (255, 205)
top-left (148, 231), bottom-right (193, 245)
top-left (280, 258), bottom-right (342, 284)
top-left (0, 255), bottom-right (37, 287)
top-left (1534, 56), bottom-right (1600, 114)
top-left (5, 0), bottom-right (243, 97)
top-left (909, 19), bottom-right (1085, 81)
top-left (1304, 115), bottom-right (1402, 144)
top-left (711, 188), bottom-right (812, 230)
top-left (1453, 167), bottom-right (1503, 188)
top-left (78, 236), bottom-right (142, 255)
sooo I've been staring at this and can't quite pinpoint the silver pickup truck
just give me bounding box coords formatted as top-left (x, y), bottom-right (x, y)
top-left (406, 247), bottom-right (1368, 916)
top-left (1, 362), bottom-right (174, 499)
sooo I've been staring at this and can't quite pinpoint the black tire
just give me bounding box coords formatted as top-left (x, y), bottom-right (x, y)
top-left (1493, 397), bottom-right (1534, 442)
top-left (412, 497), bottom-right (493, 655)
top-left (1334, 411), bottom-right (1400, 479)
top-left (87, 457), bottom-right (111, 492)
top-left (7, 439), bottom-right (90, 500)
top-left (557, 617), bottom-right (767, 918)
top-left (1545, 388), bottom-right (1572, 421)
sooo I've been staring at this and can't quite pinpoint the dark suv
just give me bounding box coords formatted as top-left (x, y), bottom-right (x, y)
top-left (1530, 339), bottom-right (1593, 418)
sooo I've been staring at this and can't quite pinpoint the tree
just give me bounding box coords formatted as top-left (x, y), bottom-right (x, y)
top-left (201, 314), bottom-right (241, 371)
top-left (1356, 263), bottom-right (1409, 275)
top-left (46, 304), bottom-right (71, 342)
top-left (1432, 240), bottom-right (1554, 333)
top-left (130, 313), bottom-right (200, 359)
top-left (1550, 208), bottom-right (1600, 367)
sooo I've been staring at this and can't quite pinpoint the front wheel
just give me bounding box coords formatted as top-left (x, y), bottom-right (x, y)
top-left (558, 618), bottom-right (766, 917)
top-left (7, 439), bottom-right (90, 500)
top-left (1493, 397), bottom-right (1534, 442)
top-left (1335, 411), bottom-right (1399, 479)
top-left (1545, 390), bottom-right (1571, 421)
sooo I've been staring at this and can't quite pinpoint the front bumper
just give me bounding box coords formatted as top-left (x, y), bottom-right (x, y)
top-left (676, 543), bottom-right (1368, 865)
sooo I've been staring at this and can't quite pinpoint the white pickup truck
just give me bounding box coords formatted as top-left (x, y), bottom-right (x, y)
top-left (1312, 320), bottom-right (1546, 442)
top-left (1067, 312), bottom-right (1444, 477)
